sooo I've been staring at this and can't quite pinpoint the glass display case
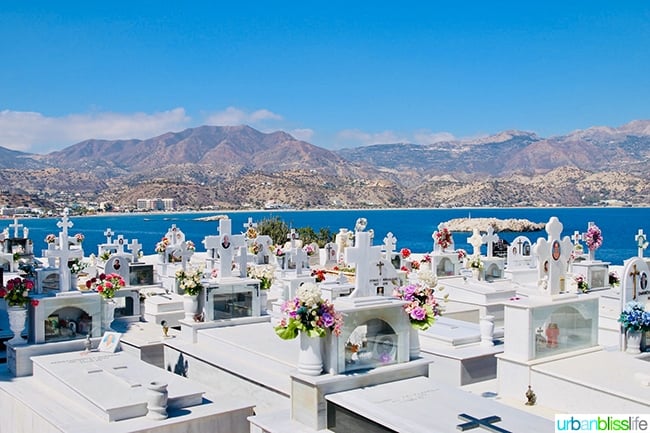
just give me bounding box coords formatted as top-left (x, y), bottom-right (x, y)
top-left (204, 279), bottom-right (260, 321)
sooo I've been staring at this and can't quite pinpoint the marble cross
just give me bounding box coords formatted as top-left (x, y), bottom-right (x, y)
top-left (533, 217), bottom-right (573, 296)
top-left (9, 217), bottom-right (23, 238)
top-left (572, 230), bottom-right (582, 247)
top-left (174, 241), bottom-right (194, 271)
top-left (243, 217), bottom-right (257, 231)
top-left (57, 208), bottom-right (73, 246)
top-left (115, 235), bottom-right (127, 255)
top-left (287, 229), bottom-right (299, 249)
top-left (636, 229), bottom-right (648, 258)
top-left (104, 228), bottom-right (114, 244)
top-left (481, 226), bottom-right (499, 258)
top-left (294, 247), bottom-right (309, 276)
top-left (47, 209), bottom-right (83, 292)
top-left (383, 232), bottom-right (397, 259)
top-left (202, 235), bottom-right (220, 270)
top-left (168, 224), bottom-right (181, 246)
top-left (128, 238), bottom-right (142, 262)
top-left (344, 231), bottom-right (383, 298)
top-left (216, 219), bottom-right (245, 279)
top-left (467, 229), bottom-right (483, 257)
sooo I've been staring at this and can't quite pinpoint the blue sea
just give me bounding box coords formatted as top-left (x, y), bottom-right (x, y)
top-left (6, 207), bottom-right (650, 265)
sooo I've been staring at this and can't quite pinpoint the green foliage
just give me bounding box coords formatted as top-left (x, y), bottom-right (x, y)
top-left (257, 216), bottom-right (333, 247)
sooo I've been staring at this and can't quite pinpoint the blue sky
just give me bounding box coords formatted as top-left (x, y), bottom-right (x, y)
top-left (2, 1), bottom-right (649, 153)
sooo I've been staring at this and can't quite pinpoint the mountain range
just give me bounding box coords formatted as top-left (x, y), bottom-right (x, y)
top-left (1, 121), bottom-right (649, 211)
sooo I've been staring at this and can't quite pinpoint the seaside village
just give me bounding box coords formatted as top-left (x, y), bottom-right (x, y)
top-left (1, 209), bottom-right (650, 433)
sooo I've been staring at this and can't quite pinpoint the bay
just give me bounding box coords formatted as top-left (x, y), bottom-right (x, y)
top-left (7, 207), bottom-right (650, 266)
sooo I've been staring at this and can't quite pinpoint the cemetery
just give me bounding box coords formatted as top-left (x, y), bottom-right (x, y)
top-left (0, 212), bottom-right (649, 432)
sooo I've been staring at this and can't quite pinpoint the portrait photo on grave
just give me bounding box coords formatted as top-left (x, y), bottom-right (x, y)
top-left (222, 235), bottom-right (231, 249)
top-left (98, 331), bottom-right (121, 353)
top-left (552, 240), bottom-right (561, 261)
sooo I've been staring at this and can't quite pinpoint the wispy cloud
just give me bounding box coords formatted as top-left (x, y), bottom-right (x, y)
top-left (412, 129), bottom-right (456, 144)
top-left (289, 128), bottom-right (314, 142)
top-left (204, 106), bottom-right (283, 126)
top-left (0, 108), bottom-right (190, 153)
top-left (334, 128), bottom-right (456, 148)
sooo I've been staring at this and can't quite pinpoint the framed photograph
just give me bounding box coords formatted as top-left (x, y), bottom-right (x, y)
top-left (97, 331), bottom-right (122, 353)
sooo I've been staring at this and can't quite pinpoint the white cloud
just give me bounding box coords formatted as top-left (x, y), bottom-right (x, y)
top-left (335, 128), bottom-right (457, 148)
top-left (412, 129), bottom-right (456, 144)
top-left (289, 128), bottom-right (314, 142)
top-left (204, 106), bottom-right (283, 126)
top-left (0, 108), bottom-right (190, 153)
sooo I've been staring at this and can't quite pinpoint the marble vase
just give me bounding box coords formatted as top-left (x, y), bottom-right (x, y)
top-left (183, 294), bottom-right (198, 321)
top-left (298, 333), bottom-right (323, 376)
top-left (626, 329), bottom-right (642, 354)
top-left (7, 306), bottom-right (27, 346)
top-left (409, 326), bottom-right (421, 359)
top-left (146, 381), bottom-right (169, 420)
top-left (102, 299), bottom-right (116, 332)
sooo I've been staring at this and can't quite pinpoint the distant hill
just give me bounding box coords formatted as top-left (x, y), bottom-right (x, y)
top-left (0, 121), bottom-right (649, 210)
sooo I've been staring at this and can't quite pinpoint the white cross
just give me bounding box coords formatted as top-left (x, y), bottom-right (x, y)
top-left (287, 229), bottom-right (299, 249)
top-left (104, 228), bottom-right (114, 244)
top-left (383, 232), bottom-right (397, 258)
top-left (344, 231), bottom-right (383, 298)
top-left (467, 229), bottom-right (483, 256)
top-left (533, 217), bottom-right (573, 295)
top-left (216, 219), bottom-right (245, 279)
top-left (9, 217), bottom-right (23, 238)
top-left (173, 241), bottom-right (194, 271)
top-left (572, 230), bottom-right (582, 246)
top-left (128, 238), bottom-right (142, 262)
top-left (45, 212), bottom-right (83, 292)
top-left (115, 235), bottom-right (127, 254)
top-left (243, 217), bottom-right (257, 231)
top-left (294, 247), bottom-right (309, 276)
top-left (636, 229), bottom-right (648, 258)
top-left (202, 235), bottom-right (220, 270)
top-left (57, 208), bottom-right (73, 249)
top-left (482, 226), bottom-right (499, 258)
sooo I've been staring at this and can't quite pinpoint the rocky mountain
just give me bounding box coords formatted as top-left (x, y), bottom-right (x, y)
top-left (0, 121), bottom-right (649, 211)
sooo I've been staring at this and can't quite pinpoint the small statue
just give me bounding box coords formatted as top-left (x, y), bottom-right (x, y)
top-left (525, 385), bottom-right (536, 406)
top-left (84, 334), bottom-right (92, 353)
top-left (161, 320), bottom-right (169, 338)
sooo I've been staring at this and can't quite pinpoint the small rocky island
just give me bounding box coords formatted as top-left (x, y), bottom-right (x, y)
top-left (443, 217), bottom-right (545, 232)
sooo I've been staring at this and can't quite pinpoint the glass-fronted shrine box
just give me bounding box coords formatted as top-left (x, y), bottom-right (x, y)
top-left (503, 296), bottom-right (599, 362)
top-left (203, 277), bottom-right (260, 321)
top-left (28, 292), bottom-right (102, 344)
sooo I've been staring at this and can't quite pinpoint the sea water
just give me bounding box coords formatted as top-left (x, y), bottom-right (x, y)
top-left (7, 207), bottom-right (650, 266)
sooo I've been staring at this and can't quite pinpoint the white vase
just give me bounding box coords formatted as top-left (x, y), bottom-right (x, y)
top-left (472, 268), bottom-right (481, 280)
top-left (7, 306), bottom-right (27, 346)
top-left (298, 332), bottom-right (323, 376)
top-left (260, 290), bottom-right (268, 315)
top-left (626, 329), bottom-right (642, 354)
top-left (102, 299), bottom-right (116, 332)
top-left (70, 274), bottom-right (78, 291)
top-left (409, 326), bottom-right (421, 359)
top-left (480, 315), bottom-right (495, 346)
top-left (588, 249), bottom-right (595, 262)
top-left (183, 294), bottom-right (198, 321)
top-left (146, 381), bottom-right (169, 420)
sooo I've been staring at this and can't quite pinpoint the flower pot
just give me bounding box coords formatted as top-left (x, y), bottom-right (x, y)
top-left (183, 294), bottom-right (198, 321)
top-left (626, 329), bottom-right (642, 354)
top-left (409, 326), bottom-right (421, 360)
top-left (70, 274), bottom-right (78, 291)
top-left (102, 299), bottom-right (117, 332)
top-left (480, 315), bottom-right (495, 347)
top-left (260, 290), bottom-right (268, 315)
top-left (146, 381), bottom-right (169, 420)
top-left (298, 332), bottom-right (323, 376)
top-left (7, 306), bottom-right (27, 346)
top-left (472, 268), bottom-right (481, 281)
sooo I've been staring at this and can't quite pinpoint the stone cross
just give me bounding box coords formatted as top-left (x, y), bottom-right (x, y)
top-left (243, 217), bottom-right (257, 231)
top-left (572, 230), bottom-right (582, 247)
top-left (202, 235), bottom-right (220, 270)
top-left (114, 235), bottom-right (126, 254)
top-left (456, 413), bottom-right (510, 433)
top-left (57, 208), bottom-right (73, 246)
top-left (629, 263), bottom-right (640, 301)
top-left (104, 228), bottom-right (114, 244)
top-left (128, 238), bottom-right (142, 262)
top-left (344, 231), bottom-right (383, 298)
top-left (287, 229), bottom-right (299, 249)
top-left (533, 217), bottom-right (573, 296)
top-left (467, 229), bottom-right (483, 257)
top-left (636, 229), bottom-right (648, 258)
top-left (173, 241), bottom-right (194, 271)
top-left (216, 219), bottom-right (245, 279)
top-left (47, 209), bottom-right (83, 292)
top-left (482, 226), bottom-right (499, 258)
top-left (383, 232), bottom-right (397, 259)
top-left (294, 247), bottom-right (309, 276)
top-left (9, 217), bottom-right (23, 238)
top-left (236, 246), bottom-right (248, 278)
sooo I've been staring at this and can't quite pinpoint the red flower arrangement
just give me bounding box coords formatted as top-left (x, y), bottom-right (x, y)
top-left (400, 248), bottom-right (411, 259)
top-left (435, 226), bottom-right (453, 250)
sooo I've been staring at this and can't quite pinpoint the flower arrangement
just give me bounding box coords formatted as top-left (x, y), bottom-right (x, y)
top-left (275, 246), bottom-right (285, 257)
top-left (303, 244), bottom-right (316, 256)
top-left (618, 301), bottom-right (650, 332)
top-left (421, 254), bottom-right (432, 264)
top-left (175, 267), bottom-right (204, 296)
top-left (609, 271), bottom-right (620, 287)
top-left (249, 242), bottom-right (261, 255)
top-left (248, 264), bottom-right (275, 290)
top-left (74, 233), bottom-right (85, 244)
top-left (400, 248), bottom-right (411, 259)
top-left (393, 281), bottom-right (443, 331)
top-left (467, 255), bottom-right (484, 270)
top-left (246, 227), bottom-right (258, 239)
top-left (434, 225), bottom-right (453, 250)
top-left (99, 250), bottom-right (111, 261)
top-left (86, 273), bottom-right (125, 299)
top-left (583, 224), bottom-right (603, 251)
top-left (456, 249), bottom-right (467, 261)
top-left (0, 277), bottom-right (35, 308)
top-left (45, 234), bottom-right (57, 244)
top-left (410, 260), bottom-right (420, 270)
top-left (575, 274), bottom-right (589, 293)
top-left (275, 282), bottom-right (343, 339)
top-left (155, 237), bottom-right (170, 254)
top-left (311, 269), bottom-right (326, 282)
top-left (68, 258), bottom-right (87, 275)
top-left (186, 240), bottom-right (196, 251)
